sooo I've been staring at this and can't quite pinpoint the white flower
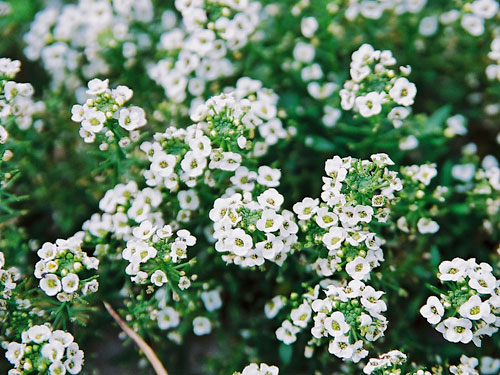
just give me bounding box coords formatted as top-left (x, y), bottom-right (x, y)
top-left (181, 150), bottom-right (207, 177)
top-left (151, 270), bottom-right (168, 287)
top-left (290, 302), bottom-right (312, 328)
top-left (49, 361), bottom-right (67, 375)
top-left (257, 188), bottom-right (284, 210)
top-left (81, 108), bottom-right (106, 133)
top-left (201, 290), bottom-right (223, 312)
top-left (301, 16), bottom-right (319, 38)
top-left (0, 125), bottom-right (8, 144)
top-left (452, 164), bottom-right (476, 182)
top-left (441, 317), bottom-right (473, 343)
top-left (256, 210), bottom-right (283, 233)
top-left (471, 0), bottom-right (498, 19)
top-left (293, 42), bottom-right (315, 63)
top-left (355, 92), bottom-right (385, 117)
top-left (389, 77), bottom-right (416, 106)
top-left (265, 296), bottom-right (285, 319)
top-left (151, 152), bottom-right (177, 177)
top-left (459, 295), bottom-right (490, 320)
top-left (257, 166), bottom-right (281, 187)
top-left (293, 197), bottom-right (319, 220)
top-left (420, 296), bottom-right (444, 324)
top-left (5, 342), bottom-right (25, 366)
top-left (86, 78), bottom-right (109, 95)
top-left (193, 316), bottom-right (212, 336)
top-left (158, 307), bottom-right (180, 330)
top-left (371, 153), bottom-right (394, 167)
top-left (40, 274), bottom-right (62, 296)
top-left (27, 325), bottom-right (52, 343)
top-left (226, 228), bottom-right (253, 256)
top-left (64, 356), bottom-right (83, 374)
top-left (328, 335), bottom-right (353, 359)
top-left (461, 14), bottom-right (484, 36)
top-left (417, 218), bottom-right (439, 234)
top-left (324, 311), bottom-right (350, 337)
top-left (322, 227), bottom-right (347, 251)
top-left (346, 257), bottom-right (371, 280)
top-left (132, 220), bottom-right (157, 240)
top-left (61, 273), bottom-right (80, 294)
top-left (275, 320), bottom-right (299, 345)
top-left (438, 258), bottom-right (468, 281)
top-left (41, 341), bottom-right (65, 362)
top-left (118, 106), bottom-right (146, 131)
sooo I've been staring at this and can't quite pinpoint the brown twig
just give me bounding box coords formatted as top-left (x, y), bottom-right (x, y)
top-left (103, 301), bottom-right (168, 375)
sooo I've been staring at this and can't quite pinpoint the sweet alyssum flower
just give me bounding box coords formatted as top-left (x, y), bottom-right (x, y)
top-left (210, 182), bottom-right (298, 268)
top-left (235, 363), bottom-right (279, 375)
top-left (5, 325), bottom-right (84, 374)
top-left (276, 280), bottom-right (387, 362)
top-left (340, 44), bottom-right (417, 120)
top-left (71, 78), bottom-right (145, 144)
top-left (122, 220), bottom-right (196, 291)
top-left (34, 233), bottom-right (99, 301)
top-left (293, 154), bottom-right (400, 279)
top-left (421, 257), bottom-right (500, 346)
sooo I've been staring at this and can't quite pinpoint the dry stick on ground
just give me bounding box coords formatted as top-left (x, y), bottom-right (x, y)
top-left (103, 301), bottom-right (169, 375)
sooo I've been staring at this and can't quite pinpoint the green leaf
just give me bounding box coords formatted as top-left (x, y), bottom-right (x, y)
top-left (304, 135), bottom-right (335, 152)
top-left (279, 343), bottom-right (293, 365)
top-left (424, 105), bottom-right (451, 134)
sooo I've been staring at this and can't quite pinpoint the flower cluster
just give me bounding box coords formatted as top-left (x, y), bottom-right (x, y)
top-left (449, 355), bottom-right (480, 375)
top-left (467, 156), bottom-right (500, 238)
top-left (395, 163), bottom-right (444, 235)
top-left (420, 257), bottom-right (500, 346)
top-left (340, 44), bottom-right (416, 121)
top-left (451, 0), bottom-right (498, 37)
top-left (5, 325), bottom-right (84, 374)
top-left (34, 234), bottom-right (99, 301)
top-left (294, 154), bottom-right (401, 279)
top-left (149, 0), bottom-right (261, 103)
top-left (0, 58), bottom-right (40, 145)
top-left (0, 251), bottom-right (17, 304)
top-left (486, 37), bottom-right (500, 81)
top-left (71, 78), bottom-right (146, 144)
top-left (83, 181), bottom-right (163, 242)
top-left (24, 0), bottom-right (154, 89)
top-left (234, 363), bottom-right (279, 375)
top-left (122, 220), bottom-right (196, 290)
top-left (210, 182), bottom-right (298, 267)
top-left (363, 350), bottom-right (407, 375)
top-left (277, 280), bottom-right (387, 362)
top-left (143, 82), bottom-right (287, 192)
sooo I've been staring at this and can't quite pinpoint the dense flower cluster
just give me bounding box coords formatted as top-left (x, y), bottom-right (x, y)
top-left (420, 257), bottom-right (500, 346)
top-left (340, 44), bottom-right (416, 121)
top-left (294, 154), bottom-right (401, 279)
top-left (5, 325), bottom-right (83, 374)
top-left (34, 234), bottom-right (99, 301)
top-left (149, 0), bottom-right (261, 103)
top-left (142, 80), bottom-right (288, 192)
top-left (277, 280), bottom-right (387, 362)
top-left (0, 58), bottom-right (40, 146)
top-left (0, 251), bottom-right (17, 306)
top-left (363, 350), bottom-right (407, 375)
top-left (71, 78), bottom-right (146, 144)
top-left (234, 363), bottom-right (279, 375)
top-left (396, 163), bottom-right (443, 235)
top-left (210, 182), bottom-right (298, 267)
top-left (83, 181), bottom-right (163, 242)
top-left (123, 220), bottom-right (196, 289)
top-left (24, 0), bottom-right (154, 89)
